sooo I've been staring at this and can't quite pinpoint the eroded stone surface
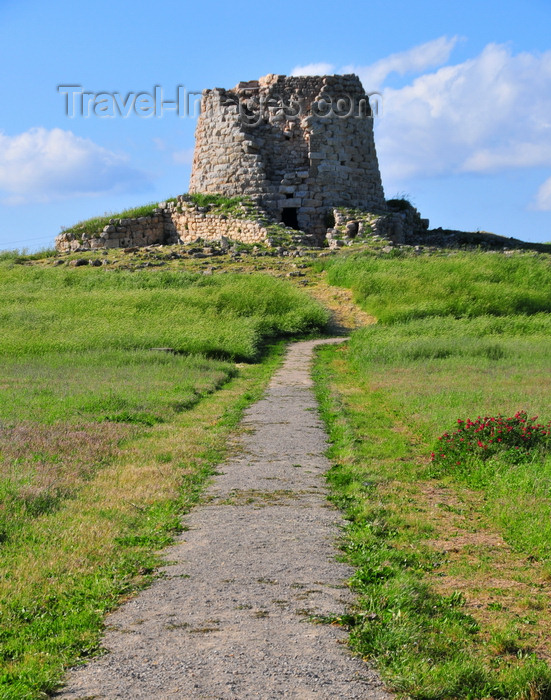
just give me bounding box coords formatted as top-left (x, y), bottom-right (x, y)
top-left (190, 74), bottom-right (386, 238)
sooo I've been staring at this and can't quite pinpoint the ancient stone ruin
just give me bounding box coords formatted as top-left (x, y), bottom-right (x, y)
top-left (189, 73), bottom-right (386, 238)
top-left (55, 73), bottom-right (429, 254)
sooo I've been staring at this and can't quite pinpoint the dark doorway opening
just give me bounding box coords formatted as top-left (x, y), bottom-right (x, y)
top-left (281, 207), bottom-right (299, 229)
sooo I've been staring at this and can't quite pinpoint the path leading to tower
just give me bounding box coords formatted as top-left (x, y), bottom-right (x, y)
top-left (56, 338), bottom-right (391, 699)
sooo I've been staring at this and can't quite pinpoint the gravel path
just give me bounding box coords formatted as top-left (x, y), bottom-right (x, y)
top-left (56, 339), bottom-right (391, 699)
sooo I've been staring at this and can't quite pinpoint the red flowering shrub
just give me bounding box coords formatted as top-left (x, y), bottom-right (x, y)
top-left (430, 411), bottom-right (551, 472)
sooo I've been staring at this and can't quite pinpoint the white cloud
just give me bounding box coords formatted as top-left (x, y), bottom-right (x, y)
top-left (375, 43), bottom-right (551, 182)
top-left (0, 127), bottom-right (148, 204)
top-left (290, 40), bottom-right (551, 214)
top-left (346, 36), bottom-right (460, 91)
top-left (291, 62), bottom-right (336, 77)
top-left (291, 37), bottom-right (459, 86)
top-left (152, 137), bottom-right (167, 151)
top-left (463, 143), bottom-right (551, 172)
top-left (533, 177), bottom-right (551, 211)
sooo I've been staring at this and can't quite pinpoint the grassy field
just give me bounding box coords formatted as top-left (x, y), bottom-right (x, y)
top-left (0, 261), bottom-right (329, 698)
top-left (4, 242), bottom-right (551, 699)
top-left (318, 249), bottom-right (551, 322)
top-left (313, 248), bottom-right (551, 698)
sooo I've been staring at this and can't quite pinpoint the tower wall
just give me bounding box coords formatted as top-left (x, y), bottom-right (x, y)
top-left (189, 74), bottom-right (386, 238)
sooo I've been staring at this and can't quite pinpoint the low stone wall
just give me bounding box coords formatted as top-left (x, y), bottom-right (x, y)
top-left (55, 197), bottom-right (432, 254)
top-left (55, 214), bottom-right (166, 253)
top-left (55, 198), bottom-right (273, 253)
top-left (164, 199), bottom-right (269, 245)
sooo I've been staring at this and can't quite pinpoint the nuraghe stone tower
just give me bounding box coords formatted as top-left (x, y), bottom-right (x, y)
top-left (56, 73), bottom-right (406, 254)
top-left (189, 73), bottom-right (386, 239)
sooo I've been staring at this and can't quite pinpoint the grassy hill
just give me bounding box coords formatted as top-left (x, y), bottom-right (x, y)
top-left (0, 261), bottom-right (328, 698)
top-left (2, 242), bottom-right (551, 698)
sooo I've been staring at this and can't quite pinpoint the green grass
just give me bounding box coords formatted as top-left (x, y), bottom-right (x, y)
top-left (0, 344), bottom-right (286, 699)
top-left (312, 248), bottom-right (551, 698)
top-left (187, 192), bottom-right (253, 216)
top-left (5, 243), bottom-right (551, 698)
top-left (0, 248), bottom-right (57, 263)
top-left (315, 249), bottom-right (551, 322)
top-left (314, 342), bottom-right (551, 699)
top-left (346, 316), bottom-right (551, 559)
top-left (0, 262), bottom-right (329, 698)
top-left (0, 351), bottom-right (235, 425)
top-left (0, 265), bottom-right (328, 360)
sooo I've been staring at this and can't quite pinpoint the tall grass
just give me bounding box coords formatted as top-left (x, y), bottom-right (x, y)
top-left (320, 250), bottom-right (551, 562)
top-left (346, 317), bottom-right (551, 559)
top-left (0, 248), bottom-right (56, 262)
top-left (0, 345), bottom-right (287, 699)
top-left (0, 265), bottom-right (328, 360)
top-left (0, 263), bottom-right (328, 528)
top-left (315, 250), bottom-right (551, 322)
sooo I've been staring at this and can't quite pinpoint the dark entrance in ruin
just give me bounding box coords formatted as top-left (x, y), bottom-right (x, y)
top-left (281, 207), bottom-right (299, 230)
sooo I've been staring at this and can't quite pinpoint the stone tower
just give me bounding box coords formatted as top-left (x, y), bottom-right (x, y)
top-left (189, 74), bottom-right (386, 239)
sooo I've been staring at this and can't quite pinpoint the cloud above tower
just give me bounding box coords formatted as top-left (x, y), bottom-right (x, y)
top-left (292, 39), bottom-right (551, 213)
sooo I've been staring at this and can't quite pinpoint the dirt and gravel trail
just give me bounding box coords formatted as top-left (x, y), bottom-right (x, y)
top-left (56, 338), bottom-right (391, 699)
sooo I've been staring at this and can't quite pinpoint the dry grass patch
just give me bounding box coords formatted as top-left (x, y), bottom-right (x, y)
top-left (301, 270), bottom-right (376, 333)
top-left (389, 479), bottom-right (551, 662)
top-left (364, 446), bottom-right (551, 664)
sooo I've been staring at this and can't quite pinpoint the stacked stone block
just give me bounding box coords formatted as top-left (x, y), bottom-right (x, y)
top-left (55, 214), bottom-right (166, 253)
top-left (189, 74), bottom-right (386, 240)
top-left (164, 198), bottom-right (270, 245)
top-left (55, 198), bottom-right (274, 252)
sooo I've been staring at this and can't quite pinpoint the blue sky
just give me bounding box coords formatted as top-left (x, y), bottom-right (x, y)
top-left (0, 0), bottom-right (550, 249)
